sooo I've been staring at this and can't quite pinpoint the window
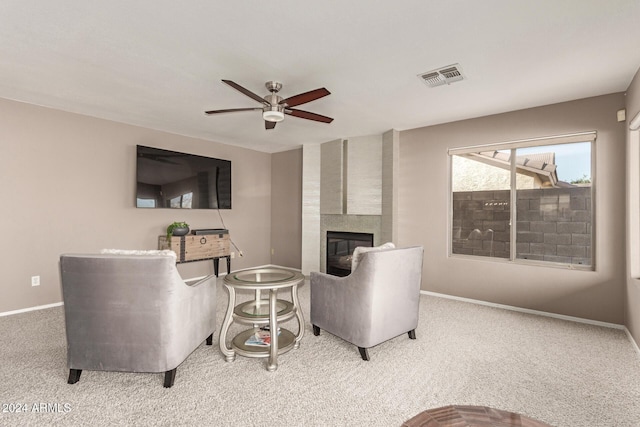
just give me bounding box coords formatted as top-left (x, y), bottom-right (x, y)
top-left (170, 192), bottom-right (193, 208)
top-left (136, 198), bottom-right (156, 208)
top-left (449, 132), bottom-right (595, 269)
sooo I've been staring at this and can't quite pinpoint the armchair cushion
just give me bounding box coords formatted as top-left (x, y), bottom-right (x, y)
top-left (351, 242), bottom-right (395, 271)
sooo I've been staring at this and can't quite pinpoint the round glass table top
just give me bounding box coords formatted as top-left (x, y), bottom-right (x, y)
top-left (224, 267), bottom-right (304, 289)
top-left (233, 269), bottom-right (296, 283)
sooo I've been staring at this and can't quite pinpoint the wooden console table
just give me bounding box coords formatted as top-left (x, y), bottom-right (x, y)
top-left (158, 231), bottom-right (231, 276)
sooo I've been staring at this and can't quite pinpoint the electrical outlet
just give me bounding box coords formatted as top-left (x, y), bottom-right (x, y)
top-left (230, 252), bottom-right (235, 259)
top-left (271, 248), bottom-right (274, 255)
top-left (31, 276), bottom-right (40, 287)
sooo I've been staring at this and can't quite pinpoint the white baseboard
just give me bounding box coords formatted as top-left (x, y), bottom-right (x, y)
top-left (624, 327), bottom-right (640, 358)
top-left (421, 290), bottom-right (625, 330)
top-left (0, 302), bottom-right (64, 317)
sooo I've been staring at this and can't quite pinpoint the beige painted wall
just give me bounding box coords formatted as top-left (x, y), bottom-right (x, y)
top-left (270, 148), bottom-right (302, 268)
top-left (0, 98), bottom-right (272, 313)
top-left (398, 93), bottom-right (627, 324)
top-left (625, 67), bottom-right (640, 346)
top-left (3, 88), bottom-right (635, 331)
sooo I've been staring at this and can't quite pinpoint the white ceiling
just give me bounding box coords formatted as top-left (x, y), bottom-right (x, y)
top-left (1, 1), bottom-right (639, 153)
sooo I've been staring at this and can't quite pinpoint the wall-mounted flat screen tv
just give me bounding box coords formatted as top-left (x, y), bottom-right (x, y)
top-left (136, 145), bottom-right (231, 209)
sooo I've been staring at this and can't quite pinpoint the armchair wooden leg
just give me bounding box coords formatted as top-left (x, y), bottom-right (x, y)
top-left (408, 329), bottom-right (416, 340)
top-left (358, 347), bottom-right (370, 361)
top-left (206, 333), bottom-right (213, 345)
top-left (163, 368), bottom-right (177, 388)
top-left (312, 325), bottom-right (320, 336)
top-left (67, 369), bottom-right (82, 384)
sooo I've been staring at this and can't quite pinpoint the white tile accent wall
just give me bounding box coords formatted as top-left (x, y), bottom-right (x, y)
top-left (320, 139), bottom-right (344, 214)
top-left (346, 135), bottom-right (382, 215)
top-left (302, 131), bottom-right (397, 274)
top-left (381, 129), bottom-right (399, 244)
top-left (302, 144), bottom-right (321, 275)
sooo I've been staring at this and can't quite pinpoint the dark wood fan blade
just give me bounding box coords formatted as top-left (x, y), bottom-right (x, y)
top-left (286, 108), bottom-right (333, 123)
top-left (205, 107), bottom-right (262, 115)
top-left (281, 88), bottom-right (330, 108)
top-left (265, 120), bottom-right (277, 130)
top-left (222, 80), bottom-right (269, 105)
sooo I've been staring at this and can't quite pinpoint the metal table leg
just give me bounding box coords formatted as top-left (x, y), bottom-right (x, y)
top-left (292, 284), bottom-right (305, 349)
top-left (219, 284), bottom-right (236, 362)
top-left (267, 289), bottom-right (279, 372)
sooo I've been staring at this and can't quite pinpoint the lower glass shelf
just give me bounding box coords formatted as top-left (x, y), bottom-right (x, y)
top-left (231, 328), bottom-right (296, 358)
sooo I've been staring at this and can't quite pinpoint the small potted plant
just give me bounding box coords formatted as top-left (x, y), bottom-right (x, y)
top-left (166, 221), bottom-right (190, 241)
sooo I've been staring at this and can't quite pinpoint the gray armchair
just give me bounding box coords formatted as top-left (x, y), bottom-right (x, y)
top-left (310, 245), bottom-right (424, 360)
top-left (59, 253), bottom-right (216, 387)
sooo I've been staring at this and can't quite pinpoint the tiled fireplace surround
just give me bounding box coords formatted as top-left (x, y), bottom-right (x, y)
top-left (301, 130), bottom-right (398, 275)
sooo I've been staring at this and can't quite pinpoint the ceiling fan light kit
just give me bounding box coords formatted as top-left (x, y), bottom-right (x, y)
top-left (205, 80), bottom-right (333, 130)
top-left (263, 108), bottom-right (285, 122)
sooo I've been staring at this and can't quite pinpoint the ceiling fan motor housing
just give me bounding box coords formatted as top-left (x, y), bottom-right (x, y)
top-left (263, 92), bottom-right (285, 122)
top-left (263, 92), bottom-right (283, 106)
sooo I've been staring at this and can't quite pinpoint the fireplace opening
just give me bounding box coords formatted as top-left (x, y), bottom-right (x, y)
top-left (326, 231), bottom-right (374, 276)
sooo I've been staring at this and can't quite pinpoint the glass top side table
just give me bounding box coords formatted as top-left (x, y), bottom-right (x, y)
top-left (220, 267), bottom-right (305, 371)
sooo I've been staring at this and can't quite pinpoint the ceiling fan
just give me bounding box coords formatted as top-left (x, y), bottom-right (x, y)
top-left (205, 80), bottom-right (333, 130)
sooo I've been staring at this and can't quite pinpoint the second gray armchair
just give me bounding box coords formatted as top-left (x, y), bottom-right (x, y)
top-left (310, 245), bottom-right (424, 360)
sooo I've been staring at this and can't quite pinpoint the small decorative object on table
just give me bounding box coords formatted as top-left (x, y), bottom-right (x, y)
top-left (166, 221), bottom-right (190, 240)
top-left (244, 326), bottom-right (282, 347)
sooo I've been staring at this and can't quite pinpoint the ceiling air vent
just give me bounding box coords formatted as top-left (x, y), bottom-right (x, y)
top-left (418, 64), bottom-right (465, 88)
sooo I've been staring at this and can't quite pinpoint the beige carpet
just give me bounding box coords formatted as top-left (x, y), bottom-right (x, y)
top-left (1, 278), bottom-right (639, 426)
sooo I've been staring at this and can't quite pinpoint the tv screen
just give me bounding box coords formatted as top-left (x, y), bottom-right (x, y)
top-left (135, 145), bottom-right (231, 209)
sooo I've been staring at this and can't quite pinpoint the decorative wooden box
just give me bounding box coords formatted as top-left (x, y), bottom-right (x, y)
top-left (158, 231), bottom-right (230, 263)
